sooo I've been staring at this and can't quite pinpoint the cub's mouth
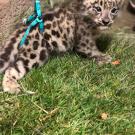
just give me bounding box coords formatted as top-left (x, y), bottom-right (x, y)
top-left (83, 16), bottom-right (112, 30)
top-left (94, 19), bottom-right (113, 30)
top-left (98, 26), bottom-right (109, 30)
top-left (97, 22), bottom-right (112, 30)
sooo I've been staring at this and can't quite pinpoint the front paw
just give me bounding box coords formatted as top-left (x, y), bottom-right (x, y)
top-left (2, 78), bottom-right (21, 94)
top-left (96, 54), bottom-right (112, 65)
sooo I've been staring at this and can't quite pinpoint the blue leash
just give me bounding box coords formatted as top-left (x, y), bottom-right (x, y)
top-left (20, 0), bottom-right (44, 48)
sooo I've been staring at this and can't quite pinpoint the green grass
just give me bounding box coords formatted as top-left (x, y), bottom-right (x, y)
top-left (0, 29), bottom-right (135, 135)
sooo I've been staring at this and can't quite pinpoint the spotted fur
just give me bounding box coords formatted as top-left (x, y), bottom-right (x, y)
top-left (0, 0), bottom-right (124, 94)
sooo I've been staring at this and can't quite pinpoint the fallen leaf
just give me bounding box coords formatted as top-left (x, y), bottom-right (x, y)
top-left (112, 60), bottom-right (120, 65)
top-left (100, 113), bottom-right (108, 120)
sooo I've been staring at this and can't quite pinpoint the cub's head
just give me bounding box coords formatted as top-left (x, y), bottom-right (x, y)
top-left (79, 0), bottom-right (124, 29)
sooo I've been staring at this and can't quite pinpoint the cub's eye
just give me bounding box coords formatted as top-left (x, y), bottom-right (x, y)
top-left (111, 7), bottom-right (119, 14)
top-left (93, 6), bottom-right (102, 13)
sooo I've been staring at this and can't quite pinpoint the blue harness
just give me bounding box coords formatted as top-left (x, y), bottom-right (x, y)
top-left (20, 0), bottom-right (44, 48)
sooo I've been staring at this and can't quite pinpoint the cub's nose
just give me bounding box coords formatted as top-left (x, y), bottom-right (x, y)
top-left (102, 19), bottom-right (110, 26)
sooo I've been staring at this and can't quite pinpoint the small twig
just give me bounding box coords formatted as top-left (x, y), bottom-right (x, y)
top-left (20, 82), bottom-right (36, 95)
top-left (24, 90), bottom-right (36, 95)
top-left (13, 120), bottom-right (18, 127)
top-left (32, 102), bottom-right (49, 114)
top-left (40, 108), bottom-right (59, 121)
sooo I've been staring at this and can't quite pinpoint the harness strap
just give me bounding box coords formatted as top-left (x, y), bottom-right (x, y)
top-left (25, 14), bottom-right (36, 25)
top-left (35, 0), bottom-right (44, 33)
top-left (19, 0), bottom-right (44, 47)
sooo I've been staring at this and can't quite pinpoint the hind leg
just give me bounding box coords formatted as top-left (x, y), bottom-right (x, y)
top-left (2, 48), bottom-right (49, 94)
top-left (75, 21), bottom-right (112, 65)
top-left (74, 40), bottom-right (112, 65)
